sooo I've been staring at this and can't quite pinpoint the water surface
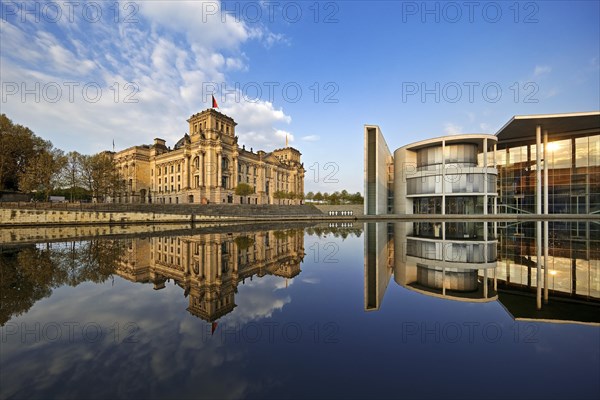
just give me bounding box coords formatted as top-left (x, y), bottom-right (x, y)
top-left (1, 221), bottom-right (598, 399)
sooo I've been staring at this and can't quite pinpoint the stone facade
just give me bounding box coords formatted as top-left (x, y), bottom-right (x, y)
top-left (115, 229), bottom-right (304, 322)
top-left (111, 108), bottom-right (305, 205)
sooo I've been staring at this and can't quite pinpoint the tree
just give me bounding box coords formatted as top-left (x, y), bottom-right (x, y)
top-left (329, 191), bottom-right (340, 205)
top-left (306, 191), bottom-right (314, 201)
top-left (340, 189), bottom-right (349, 203)
top-left (273, 190), bottom-right (287, 204)
top-left (235, 183), bottom-right (254, 196)
top-left (19, 148), bottom-right (66, 201)
top-left (313, 192), bottom-right (323, 202)
top-left (0, 114), bottom-right (52, 191)
top-left (351, 192), bottom-right (364, 204)
top-left (60, 151), bottom-right (84, 201)
top-left (80, 153), bottom-right (124, 202)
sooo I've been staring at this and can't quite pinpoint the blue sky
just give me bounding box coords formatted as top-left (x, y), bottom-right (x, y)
top-left (1, 1), bottom-right (599, 193)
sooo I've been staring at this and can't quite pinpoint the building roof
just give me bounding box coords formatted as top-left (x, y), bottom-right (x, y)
top-left (495, 111), bottom-right (600, 149)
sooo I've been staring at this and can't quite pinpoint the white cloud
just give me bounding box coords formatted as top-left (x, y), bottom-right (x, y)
top-left (221, 101), bottom-right (294, 150)
top-left (0, 1), bottom-right (291, 155)
top-left (533, 65), bottom-right (552, 77)
top-left (479, 123), bottom-right (491, 132)
top-left (301, 135), bottom-right (320, 142)
top-left (444, 122), bottom-right (463, 135)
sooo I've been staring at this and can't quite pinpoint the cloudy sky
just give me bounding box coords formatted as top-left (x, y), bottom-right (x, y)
top-left (1, 1), bottom-right (599, 193)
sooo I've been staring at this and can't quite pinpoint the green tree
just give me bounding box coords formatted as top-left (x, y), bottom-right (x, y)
top-left (60, 151), bottom-right (84, 201)
top-left (81, 153), bottom-right (124, 202)
top-left (340, 189), bottom-right (349, 203)
top-left (0, 114), bottom-right (52, 191)
top-left (329, 191), bottom-right (340, 205)
top-left (19, 148), bottom-right (67, 201)
top-left (313, 192), bottom-right (323, 202)
top-left (235, 183), bottom-right (254, 196)
top-left (305, 191), bottom-right (314, 201)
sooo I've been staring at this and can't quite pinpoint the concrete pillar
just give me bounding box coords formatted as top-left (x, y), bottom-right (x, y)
top-left (536, 125), bottom-right (542, 309)
top-left (543, 130), bottom-right (549, 303)
top-left (483, 138), bottom-right (488, 215)
top-left (441, 140), bottom-right (446, 215)
top-left (483, 268), bottom-right (488, 298)
top-left (442, 267), bottom-right (446, 296)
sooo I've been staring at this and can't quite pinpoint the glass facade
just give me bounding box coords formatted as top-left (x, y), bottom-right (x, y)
top-left (497, 134), bottom-right (600, 214)
top-left (496, 221), bottom-right (600, 299)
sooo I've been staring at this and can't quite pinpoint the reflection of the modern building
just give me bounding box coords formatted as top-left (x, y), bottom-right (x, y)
top-left (398, 221), bottom-right (497, 302)
top-left (365, 222), bottom-right (600, 324)
top-left (115, 229), bottom-right (305, 322)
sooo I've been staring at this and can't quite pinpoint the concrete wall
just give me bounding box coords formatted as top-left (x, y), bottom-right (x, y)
top-left (0, 209), bottom-right (191, 226)
top-left (364, 125), bottom-right (392, 215)
top-left (313, 204), bottom-right (364, 216)
top-left (0, 223), bottom-right (193, 245)
top-left (393, 147), bottom-right (415, 214)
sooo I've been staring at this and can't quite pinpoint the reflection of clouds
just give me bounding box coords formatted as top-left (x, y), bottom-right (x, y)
top-left (301, 277), bottom-right (320, 284)
top-left (0, 275), bottom-right (277, 399)
top-left (221, 275), bottom-right (293, 326)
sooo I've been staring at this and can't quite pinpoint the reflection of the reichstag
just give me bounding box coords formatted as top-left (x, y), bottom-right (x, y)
top-left (365, 221), bottom-right (600, 324)
top-left (116, 229), bottom-right (305, 321)
top-left (0, 228), bottom-right (306, 326)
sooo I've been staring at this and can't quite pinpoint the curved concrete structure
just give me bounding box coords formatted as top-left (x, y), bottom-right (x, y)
top-left (393, 134), bottom-right (498, 216)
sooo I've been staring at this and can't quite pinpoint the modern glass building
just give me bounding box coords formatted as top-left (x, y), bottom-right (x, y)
top-left (365, 111), bottom-right (600, 216)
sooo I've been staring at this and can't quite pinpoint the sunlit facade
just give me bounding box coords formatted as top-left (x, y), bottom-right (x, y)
top-left (111, 108), bottom-right (305, 205)
top-left (365, 111), bottom-right (600, 215)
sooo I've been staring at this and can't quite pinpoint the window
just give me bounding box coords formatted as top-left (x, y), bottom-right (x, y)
top-left (178, 164), bottom-right (181, 172)
top-left (171, 165), bottom-right (174, 173)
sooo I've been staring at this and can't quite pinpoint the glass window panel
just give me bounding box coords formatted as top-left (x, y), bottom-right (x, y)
top-left (575, 137), bottom-right (589, 168)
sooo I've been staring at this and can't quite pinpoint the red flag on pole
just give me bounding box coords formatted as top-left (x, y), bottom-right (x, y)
top-left (212, 95), bottom-right (218, 109)
top-left (211, 321), bottom-right (218, 335)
